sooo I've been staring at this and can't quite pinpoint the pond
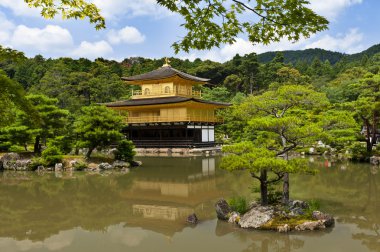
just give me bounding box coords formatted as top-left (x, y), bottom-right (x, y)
top-left (0, 156), bottom-right (379, 252)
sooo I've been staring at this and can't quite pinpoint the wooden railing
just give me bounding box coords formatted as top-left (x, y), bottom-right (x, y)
top-left (126, 115), bottom-right (223, 123)
top-left (131, 89), bottom-right (201, 99)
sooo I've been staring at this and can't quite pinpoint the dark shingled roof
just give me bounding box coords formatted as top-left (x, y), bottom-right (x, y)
top-left (105, 96), bottom-right (230, 107)
top-left (121, 66), bottom-right (210, 83)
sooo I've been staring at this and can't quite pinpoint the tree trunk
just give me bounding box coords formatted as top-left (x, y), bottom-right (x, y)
top-left (280, 136), bottom-right (290, 205)
top-left (34, 135), bottom-right (41, 154)
top-left (250, 73), bottom-right (253, 94)
top-left (260, 169), bottom-right (268, 206)
top-left (282, 172), bottom-right (289, 205)
top-left (261, 239), bottom-right (269, 252)
top-left (43, 135), bottom-right (47, 147)
top-left (365, 120), bottom-right (373, 153)
top-left (86, 147), bottom-right (94, 159)
top-left (371, 113), bottom-right (377, 149)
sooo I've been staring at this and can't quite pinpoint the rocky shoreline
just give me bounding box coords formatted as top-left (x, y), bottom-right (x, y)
top-left (215, 199), bottom-right (334, 232)
top-left (0, 152), bottom-right (142, 172)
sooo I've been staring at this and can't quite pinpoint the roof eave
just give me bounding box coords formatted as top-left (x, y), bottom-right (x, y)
top-left (121, 74), bottom-right (210, 84)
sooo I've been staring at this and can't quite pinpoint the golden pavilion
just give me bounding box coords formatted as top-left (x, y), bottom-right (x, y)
top-left (106, 60), bottom-right (230, 148)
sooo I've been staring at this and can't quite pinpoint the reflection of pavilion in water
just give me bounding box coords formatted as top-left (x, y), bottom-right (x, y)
top-left (121, 157), bottom-right (222, 234)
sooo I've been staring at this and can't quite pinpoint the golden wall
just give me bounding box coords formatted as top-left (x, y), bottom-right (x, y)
top-left (126, 106), bottom-right (221, 123)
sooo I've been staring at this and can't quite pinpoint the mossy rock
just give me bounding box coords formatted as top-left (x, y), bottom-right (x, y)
top-left (260, 215), bottom-right (313, 230)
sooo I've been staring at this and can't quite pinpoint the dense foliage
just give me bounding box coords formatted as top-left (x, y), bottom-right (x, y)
top-left (73, 105), bottom-right (124, 158)
top-left (115, 140), bottom-right (136, 162)
top-left (1, 43), bottom-right (380, 164)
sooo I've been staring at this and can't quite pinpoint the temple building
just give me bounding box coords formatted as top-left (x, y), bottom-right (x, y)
top-left (106, 60), bottom-right (229, 148)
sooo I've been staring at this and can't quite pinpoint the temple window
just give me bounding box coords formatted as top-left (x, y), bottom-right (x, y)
top-left (164, 86), bottom-right (170, 93)
top-left (144, 88), bottom-right (150, 95)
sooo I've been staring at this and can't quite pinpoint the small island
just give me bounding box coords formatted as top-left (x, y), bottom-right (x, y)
top-left (215, 199), bottom-right (334, 232)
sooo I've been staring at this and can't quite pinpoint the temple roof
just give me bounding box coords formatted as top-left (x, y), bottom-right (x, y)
top-left (105, 96), bottom-right (230, 107)
top-left (121, 66), bottom-right (210, 83)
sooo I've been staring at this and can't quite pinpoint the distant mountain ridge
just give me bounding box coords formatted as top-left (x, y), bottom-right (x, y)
top-left (257, 44), bottom-right (380, 65)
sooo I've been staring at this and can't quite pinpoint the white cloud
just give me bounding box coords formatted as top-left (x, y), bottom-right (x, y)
top-left (0, 11), bottom-right (14, 30)
top-left (108, 225), bottom-right (148, 247)
top-left (91, 0), bottom-right (170, 19)
top-left (181, 28), bottom-right (364, 62)
top-left (182, 37), bottom-right (309, 62)
top-left (71, 40), bottom-right (113, 59)
top-left (0, 11), bottom-right (113, 59)
top-left (304, 28), bottom-right (364, 53)
top-left (0, 230), bottom-right (74, 251)
top-left (308, 0), bottom-right (362, 19)
top-left (0, 11), bottom-right (14, 44)
top-left (0, 0), bottom-right (41, 17)
top-left (1, 0), bottom-right (171, 20)
top-left (107, 26), bottom-right (145, 44)
top-left (10, 25), bottom-right (74, 52)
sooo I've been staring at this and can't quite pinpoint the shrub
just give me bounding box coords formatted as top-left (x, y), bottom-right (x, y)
top-left (48, 136), bottom-right (73, 154)
top-left (73, 161), bottom-right (88, 171)
top-left (41, 146), bottom-right (63, 166)
top-left (253, 184), bottom-right (282, 204)
top-left (316, 146), bottom-right (329, 154)
top-left (268, 188), bottom-right (282, 204)
top-left (28, 157), bottom-right (47, 171)
top-left (349, 142), bottom-right (369, 161)
top-left (304, 199), bottom-right (321, 218)
top-left (8, 145), bottom-right (25, 152)
top-left (228, 196), bottom-right (249, 214)
top-left (0, 141), bottom-right (11, 152)
top-left (115, 140), bottom-right (136, 162)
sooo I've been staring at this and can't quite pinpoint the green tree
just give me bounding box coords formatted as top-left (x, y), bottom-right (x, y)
top-left (257, 52), bottom-right (286, 90)
top-left (73, 105), bottom-right (124, 158)
top-left (0, 46), bottom-right (27, 78)
top-left (24, 0), bottom-right (105, 29)
top-left (345, 73), bottom-right (380, 153)
top-left (26, 94), bottom-right (70, 154)
top-left (201, 86), bottom-right (232, 102)
top-left (221, 142), bottom-right (310, 205)
top-left (223, 74), bottom-right (243, 92)
top-left (275, 66), bottom-right (305, 85)
top-left (217, 93), bottom-right (248, 142)
top-left (1, 125), bottom-right (33, 151)
top-left (229, 85), bottom-right (329, 204)
top-left (14, 55), bottom-right (48, 90)
top-left (158, 0), bottom-right (328, 53)
top-left (239, 53), bottom-right (260, 93)
top-left (0, 71), bottom-right (37, 127)
top-left (318, 109), bottom-right (359, 151)
top-left (322, 67), bottom-right (368, 103)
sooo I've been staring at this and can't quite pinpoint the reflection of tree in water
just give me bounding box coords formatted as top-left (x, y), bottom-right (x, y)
top-left (0, 171), bottom-right (134, 241)
top-left (240, 235), bottom-right (304, 252)
top-left (0, 156), bottom-right (242, 242)
top-left (293, 159), bottom-right (380, 252)
top-left (215, 220), bottom-right (307, 252)
top-left (350, 166), bottom-right (380, 251)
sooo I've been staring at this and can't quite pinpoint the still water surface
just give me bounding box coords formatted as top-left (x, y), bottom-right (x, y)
top-left (0, 156), bottom-right (379, 252)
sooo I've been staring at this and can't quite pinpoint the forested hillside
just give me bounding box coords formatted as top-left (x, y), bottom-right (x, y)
top-left (256, 44), bottom-right (380, 65)
top-left (257, 48), bottom-right (345, 64)
top-left (1, 43), bottom-right (380, 115)
top-left (2, 43), bottom-right (380, 157)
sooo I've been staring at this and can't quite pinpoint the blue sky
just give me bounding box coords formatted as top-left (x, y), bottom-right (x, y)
top-left (0, 0), bottom-right (379, 62)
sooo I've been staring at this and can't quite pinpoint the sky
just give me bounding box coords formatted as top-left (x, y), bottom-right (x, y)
top-left (0, 0), bottom-right (379, 62)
